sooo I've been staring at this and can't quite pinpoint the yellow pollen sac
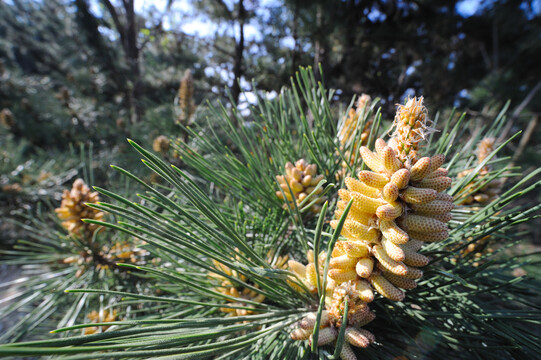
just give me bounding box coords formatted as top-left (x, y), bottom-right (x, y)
top-left (426, 168), bottom-right (448, 178)
top-left (369, 273), bottom-right (405, 301)
top-left (409, 230), bottom-right (448, 243)
top-left (337, 241), bottom-right (370, 258)
top-left (402, 246), bottom-right (430, 267)
top-left (345, 327), bottom-right (372, 348)
top-left (353, 278), bottom-right (374, 303)
top-left (300, 311), bottom-right (330, 330)
top-left (328, 268), bottom-right (358, 283)
top-left (418, 176), bottom-right (452, 193)
top-left (404, 215), bottom-right (447, 233)
top-left (359, 147), bottom-right (384, 173)
top-left (355, 257), bottom-right (374, 278)
top-left (348, 191), bottom-right (385, 214)
top-left (411, 200), bottom-right (454, 215)
top-left (381, 237), bottom-right (406, 262)
top-left (382, 146), bottom-right (403, 173)
top-left (340, 342), bottom-right (357, 360)
top-left (350, 309), bottom-right (376, 327)
top-left (435, 193), bottom-right (454, 202)
top-left (310, 327), bottom-right (338, 346)
top-left (305, 263), bottom-right (318, 288)
top-left (338, 189), bottom-right (351, 202)
top-left (358, 170), bottom-right (389, 189)
top-left (429, 154), bottom-right (445, 172)
top-left (331, 221), bottom-right (378, 243)
top-left (301, 175), bottom-right (312, 187)
top-left (345, 177), bottom-right (380, 198)
top-left (410, 157), bottom-right (432, 181)
top-left (335, 204), bottom-right (374, 225)
top-left (382, 182), bottom-right (399, 202)
top-left (401, 186), bottom-right (438, 204)
top-left (344, 219), bottom-right (376, 239)
top-left (383, 272), bottom-right (418, 290)
top-left (390, 168), bottom-right (411, 189)
top-left (376, 202), bottom-right (403, 221)
top-left (402, 266), bottom-right (423, 279)
top-left (291, 327), bottom-right (312, 340)
top-left (427, 213), bottom-right (453, 222)
top-left (373, 245), bottom-right (408, 276)
top-left (288, 260), bottom-right (306, 278)
top-left (375, 138), bottom-right (387, 156)
top-left (403, 239), bottom-right (424, 252)
top-left (379, 220), bottom-right (409, 244)
top-left (290, 179), bottom-right (304, 193)
top-left (330, 254), bottom-right (358, 270)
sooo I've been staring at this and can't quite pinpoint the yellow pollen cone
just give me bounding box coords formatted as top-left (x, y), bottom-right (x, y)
top-left (355, 257), bottom-right (374, 278)
top-left (429, 154), bottom-right (445, 172)
top-left (390, 168), bottom-right (411, 189)
top-left (291, 327), bottom-right (311, 340)
top-left (381, 237), bottom-right (406, 262)
top-left (310, 327), bottom-right (337, 346)
top-left (369, 273), bottom-right (405, 301)
top-left (345, 177), bottom-right (380, 198)
top-left (382, 146), bottom-right (403, 173)
top-left (418, 176), bottom-right (452, 193)
top-left (345, 327), bottom-right (371, 348)
top-left (376, 202), bottom-right (403, 221)
top-left (382, 182), bottom-right (399, 202)
top-left (330, 254), bottom-right (358, 270)
top-left (348, 191), bottom-right (385, 214)
top-left (409, 230), bottom-right (448, 242)
top-left (328, 268), bottom-right (358, 283)
top-left (340, 342), bottom-right (357, 360)
top-left (426, 168), bottom-right (448, 178)
top-left (359, 147), bottom-right (383, 172)
top-left (411, 200), bottom-right (454, 215)
top-left (404, 215), bottom-right (447, 233)
top-left (373, 245), bottom-right (408, 276)
top-left (340, 241), bottom-right (370, 258)
top-left (401, 186), bottom-right (438, 204)
top-left (410, 157), bottom-right (432, 181)
top-left (379, 220), bottom-right (409, 244)
top-left (402, 246), bottom-right (430, 267)
top-left (383, 272), bottom-right (418, 289)
top-left (358, 170), bottom-right (389, 189)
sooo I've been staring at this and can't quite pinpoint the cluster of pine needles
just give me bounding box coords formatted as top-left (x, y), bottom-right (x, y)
top-left (0, 67), bottom-right (540, 359)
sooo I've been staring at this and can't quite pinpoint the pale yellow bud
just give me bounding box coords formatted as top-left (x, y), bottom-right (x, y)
top-left (355, 257), bottom-right (374, 278)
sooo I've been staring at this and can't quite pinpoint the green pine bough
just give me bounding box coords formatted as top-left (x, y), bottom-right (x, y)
top-left (1, 67), bottom-right (540, 359)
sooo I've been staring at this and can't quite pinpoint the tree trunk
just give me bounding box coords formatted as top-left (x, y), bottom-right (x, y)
top-left (231, 0), bottom-right (245, 107)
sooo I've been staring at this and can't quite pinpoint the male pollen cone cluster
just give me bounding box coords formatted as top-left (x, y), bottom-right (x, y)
top-left (276, 159), bottom-right (326, 214)
top-left (338, 94), bottom-right (373, 149)
top-left (328, 97), bottom-right (453, 303)
top-left (288, 98), bottom-right (451, 359)
top-left (210, 251), bottom-right (288, 317)
top-left (83, 309), bottom-right (118, 335)
top-left (458, 137), bottom-right (504, 205)
top-left (336, 95), bottom-right (373, 179)
top-left (177, 69), bottom-right (196, 124)
top-left (152, 135), bottom-right (170, 154)
top-left (55, 178), bottom-right (104, 236)
top-left (288, 250), bottom-right (376, 359)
